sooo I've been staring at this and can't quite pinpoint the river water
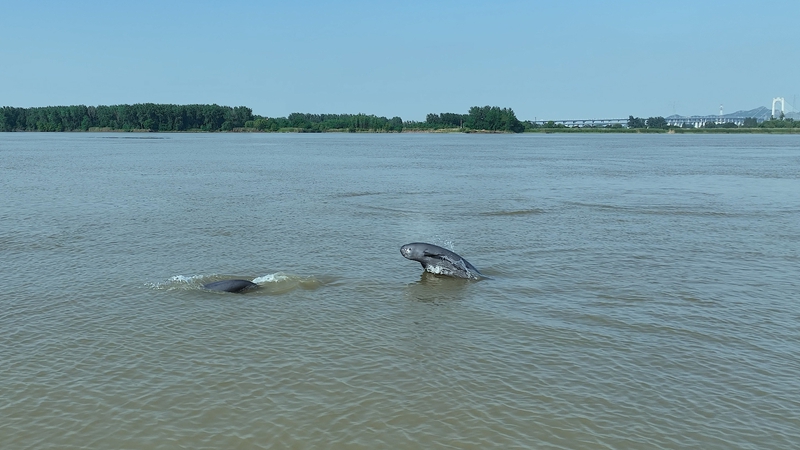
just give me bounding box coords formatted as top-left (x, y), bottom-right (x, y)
top-left (1, 132), bottom-right (798, 449)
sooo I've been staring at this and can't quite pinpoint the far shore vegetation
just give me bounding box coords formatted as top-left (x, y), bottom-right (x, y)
top-left (1, 104), bottom-right (798, 134)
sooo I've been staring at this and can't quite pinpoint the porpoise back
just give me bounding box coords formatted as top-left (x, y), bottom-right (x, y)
top-left (203, 279), bottom-right (258, 293)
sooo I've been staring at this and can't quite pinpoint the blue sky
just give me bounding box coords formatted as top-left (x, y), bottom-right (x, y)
top-left (1, 0), bottom-right (797, 120)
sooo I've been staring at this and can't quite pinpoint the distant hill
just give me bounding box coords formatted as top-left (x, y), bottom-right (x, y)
top-left (667, 106), bottom-right (799, 121)
top-left (723, 106), bottom-right (772, 120)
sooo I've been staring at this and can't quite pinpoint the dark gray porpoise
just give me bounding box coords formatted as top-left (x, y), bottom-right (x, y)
top-left (202, 279), bottom-right (258, 293)
top-left (400, 242), bottom-right (483, 280)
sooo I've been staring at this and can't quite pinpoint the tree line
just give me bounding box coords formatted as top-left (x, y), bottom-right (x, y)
top-left (3, 103), bottom-right (796, 133)
top-left (755, 118), bottom-right (799, 129)
top-left (248, 113), bottom-right (404, 133)
top-left (407, 106), bottom-right (524, 133)
top-left (0, 104), bottom-right (527, 133)
top-left (0, 104), bottom-right (254, 132)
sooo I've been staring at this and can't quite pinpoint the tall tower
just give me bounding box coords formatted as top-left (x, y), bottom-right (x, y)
top-left (772, 97), bottom-right (785, 118)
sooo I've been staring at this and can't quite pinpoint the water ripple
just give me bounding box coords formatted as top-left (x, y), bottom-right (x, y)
top-left (2, 133), bottom-right (799, 449)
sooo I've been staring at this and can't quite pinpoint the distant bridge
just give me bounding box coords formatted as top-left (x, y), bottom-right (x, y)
top-left (664, 116), bottom-right (756, 127)
top-left (528, 118), bottom-right (628, 127)
top-left (528, 116), bottom-right (762, 128)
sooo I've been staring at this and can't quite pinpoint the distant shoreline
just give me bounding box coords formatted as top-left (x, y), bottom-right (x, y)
top-left (1, 127), bottom-right (796, 134)
top-left (3, 103), bottom-right (797, 134)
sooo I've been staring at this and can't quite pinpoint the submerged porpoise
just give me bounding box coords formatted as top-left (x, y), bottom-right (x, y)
top-left (400, 242), bottom-right (483, 280)
top-left (202, 279), bottom-right (258, 293)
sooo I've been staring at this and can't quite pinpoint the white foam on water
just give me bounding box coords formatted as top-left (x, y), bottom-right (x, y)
top-left (252, 272), bottom-right (290, 284)
top-left (425, 265), bottom-right (450, 276)
top-left (424, 263), bottom-right (480, 280)
top-left (147, 274), bottom-right (205, 290)
top-left (169, 275), bottom-right (203, 283)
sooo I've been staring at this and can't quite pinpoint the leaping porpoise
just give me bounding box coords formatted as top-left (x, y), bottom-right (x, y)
top-left (400, 242), bottom-right (483, 280)
top-left (203, 279), bottom-right (258, 293)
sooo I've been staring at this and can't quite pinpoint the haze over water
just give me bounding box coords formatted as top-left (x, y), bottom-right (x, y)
top-left (1, 133), bottom-right (798, 449)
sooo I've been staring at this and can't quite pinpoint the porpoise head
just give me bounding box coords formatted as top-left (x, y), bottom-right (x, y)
top-left (400, 243), bottom-right (426, 262)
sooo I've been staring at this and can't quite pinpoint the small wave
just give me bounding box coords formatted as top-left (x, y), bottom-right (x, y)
top-left (147, 275), bottom-right (205, 291)
top-left (480, 208), bottom-right (544, 216)
top-left (334, 191), bottom-right (384, 198)
top-left (96, 135), bottom-right (169, 139)
top-left (565, 202), bottom-right (747, 217)
top-left (566, 201), bottom-right (625, 211)
top-left (425, 265), bottom-right (448, 275)
top-left (169, 275), bottom-right (202, 283)
top-left (253, 272), bottom-right (329, 294)
top-left (405, 272), bottom-right (471, 303)
top-left (252, 273), bottom-right (290, 283)
top-left (353, 204), bottom-right (417, 214)
top-left (637, 208), bottom-right (745, 218)
top-left (423, 264), bottom-right (483, 280)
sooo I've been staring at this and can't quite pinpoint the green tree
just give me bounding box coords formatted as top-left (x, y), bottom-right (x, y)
top-left (646, 116), bottom-right (667, 128)
top-left (389, 116), bottom-right (403, 132)
top-left (463, 106), bottom-right (523, 132)
top-left (627, 116), bottom-right (646, 128)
